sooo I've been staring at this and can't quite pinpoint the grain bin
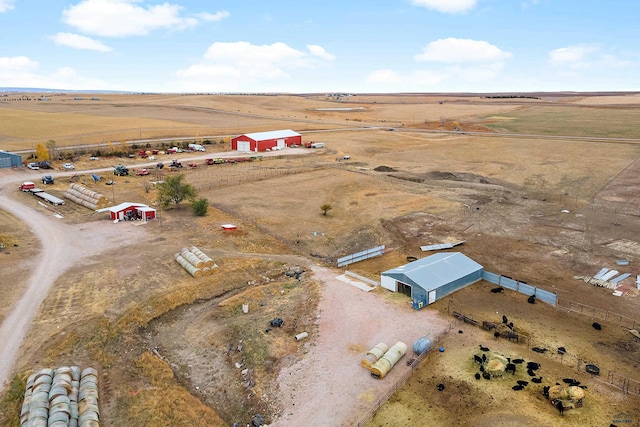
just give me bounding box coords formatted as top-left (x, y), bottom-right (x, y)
top-left (413, 337), bottom-right (433, 355)
top-left (360, 343), bottom-right (389, 369)
top-left (370, 341), bottom-right (407, 379)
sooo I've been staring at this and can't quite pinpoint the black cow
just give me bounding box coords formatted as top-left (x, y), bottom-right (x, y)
top-left (479, 345), bottom-right (490, 352)
top-left (527, 369), bottom-right (536, 377)
top-left (543, 386), bottom-right (550, 398)
top-left (502, 315), bottom-right (508, 324)
top-left (505, 363), bottom-right (516, 374)
top-left (527, 362), bottom-right (540, 370)
top-left (483, 372), bottom-right (491, 380)
top-left (512, 385), bottom-right (524, 391)
top-left (527, 295), bottom-right (536, 304)
top-left (437, 384), bottom-right (445, 391)
top-left (562, 378), bottom-right (577, 384)
top-left (557, 400), bottom-right (565, 416)
top-left (532, 347), bottom-right (547, 354)
top-left (494, 331), bottom-right (501, 339)
top-left (517, 380), bottom-right (529, 387)
top-left (592, 322), bottom-right (602, 330)
top-left (512, 358), bottom-right (524, 364)
top-left (482, 354), bottom-right (487, 363)
top-left (475, 373), bottom-right (481, 380)
top-left (491, 287), bottom-right (504, 293)
top-left (557, 346), bottom-right (566, 355)
top-left (532, 377), bottom-right (543, 384)
top-left (474, 354), bottom-right (483, 364)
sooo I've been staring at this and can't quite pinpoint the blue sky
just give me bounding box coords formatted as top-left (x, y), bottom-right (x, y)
top-left (0, 0), bottom-right (638, 93)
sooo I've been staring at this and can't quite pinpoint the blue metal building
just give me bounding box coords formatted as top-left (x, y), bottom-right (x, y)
top-left (0, 151), bottom-right (22, 169)
top-left (380, 252), bottom-right (483, 310)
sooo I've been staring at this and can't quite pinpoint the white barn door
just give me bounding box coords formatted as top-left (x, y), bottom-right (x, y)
top-left (428, 290), bottom-right (436, 304)
top-left (237, 141), bottom-right (251, 151)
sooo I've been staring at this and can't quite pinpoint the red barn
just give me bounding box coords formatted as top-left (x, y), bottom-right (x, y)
top-left (97, 202), bottom-right (157, 221)
top-left (231, 129), bottom-right (302, 152)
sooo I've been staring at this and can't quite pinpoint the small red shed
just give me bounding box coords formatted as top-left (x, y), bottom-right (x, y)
top-left (231, 129), bottom-right (302, 152)
top-left (97, 202), bottom-right (157, 221)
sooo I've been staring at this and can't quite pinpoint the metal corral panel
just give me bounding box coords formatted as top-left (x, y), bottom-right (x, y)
top-left (482, 270), bottom-right (501, 284)
top-left (593, 268), bottom-right (610, 280)
top-left (337, 245), bottom-right (385, 267)
top-left (611, 273), bottom-right (631, 284)
top-left (420, 241), bottom-right (465, 251)
top-left (500, 276), bottom-right (518, 291)
top-left (601, 270), bottom-right (619, 281)
top-left (519, 282), bottom-right (535, 296)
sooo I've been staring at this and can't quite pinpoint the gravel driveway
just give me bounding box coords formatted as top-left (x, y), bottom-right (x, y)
top-left (272, 264), bottom-right (451, 426)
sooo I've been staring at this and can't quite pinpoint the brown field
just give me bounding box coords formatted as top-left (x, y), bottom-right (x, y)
top-left (2, 92), bottom-right (640, 426)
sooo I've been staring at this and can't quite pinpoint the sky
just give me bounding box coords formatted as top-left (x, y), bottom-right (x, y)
top-left (0, 0), bottom-right (639, 93)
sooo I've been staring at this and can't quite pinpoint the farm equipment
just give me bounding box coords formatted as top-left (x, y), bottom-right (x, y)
top-left (157, 161), bottom-right (164, 169)
top-left (113, 164), bottom-right (129, 176)
top-left (169, 160), bottom-right (183, 168)
top-left (138, 150), bottom-right (148, 158)
top-left (135, 168), bottom-right (150, 176)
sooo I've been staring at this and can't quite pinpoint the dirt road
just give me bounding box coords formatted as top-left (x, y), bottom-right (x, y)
top-left (0, 170), bottom-right (146, 390)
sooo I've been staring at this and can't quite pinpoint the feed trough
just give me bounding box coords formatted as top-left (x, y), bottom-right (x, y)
top-left (585, 364), bottom-right (600, 375)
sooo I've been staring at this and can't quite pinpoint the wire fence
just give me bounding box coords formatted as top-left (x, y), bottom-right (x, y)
top-left (351, 323), bottom-right (452, 427)
top-left (559, 299), bottom-right (640, 330)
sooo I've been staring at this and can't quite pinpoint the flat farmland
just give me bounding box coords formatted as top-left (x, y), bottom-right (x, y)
top-left (2, 92), bottom-right (640, 426)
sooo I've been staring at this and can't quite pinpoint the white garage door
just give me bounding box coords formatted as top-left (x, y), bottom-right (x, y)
top-left (277, 139), bottom-right (286, 148)
top-left (237, 141), bottom-right (251, 151)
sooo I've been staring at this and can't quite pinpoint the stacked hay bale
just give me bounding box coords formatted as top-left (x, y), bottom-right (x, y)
top-left (361, 343), bottom-right (389, 369)
top-left (175, 247), bottom-right (218, 277)
top-left (370, 341), bottom-right (407, 379)
top-left (64, 183), bottom-right (110, 210)
top-left (21, 366), bottom-right (99, 427)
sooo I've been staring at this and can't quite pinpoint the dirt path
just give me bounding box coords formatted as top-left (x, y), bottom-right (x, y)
top-left (271, 264), bottom-right (451, 426)
top-left (0, 170), bottom-right (146, 390)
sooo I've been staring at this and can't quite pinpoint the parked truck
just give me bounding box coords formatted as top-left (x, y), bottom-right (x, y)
top-left (19, 181), bottom-right (36, 191)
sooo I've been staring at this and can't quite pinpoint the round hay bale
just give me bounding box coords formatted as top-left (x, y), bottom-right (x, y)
top-left (567, 386), bottom-right (586, 400)
top-left (488, 353), bottom-right (508, 365)
top-left (548, 385), bottom-right (569, 400)
top-left (486, 359), bottom-right (505, 376)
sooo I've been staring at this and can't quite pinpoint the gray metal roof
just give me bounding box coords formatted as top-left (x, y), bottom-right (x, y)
top-left (381, 252), bottom-right (483, 290)
top-left (241, 129), bottom-right (300, 141)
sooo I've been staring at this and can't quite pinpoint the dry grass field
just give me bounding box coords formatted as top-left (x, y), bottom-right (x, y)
top-left (1, 92), bottom-right (640, 426)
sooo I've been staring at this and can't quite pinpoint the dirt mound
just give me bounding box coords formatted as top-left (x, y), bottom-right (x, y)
top-left (389, 171), bottom-right (492, 185)
top-left (374, 165), bottom-right (396, 172)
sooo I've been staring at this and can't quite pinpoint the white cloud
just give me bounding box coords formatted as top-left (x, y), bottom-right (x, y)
top-left (366, 69), bottom-right (444, 85)
top-left (176, 41), bottom-right (335, 91)
top-left (0, 56), bottom-right (108, 90)
top-left (196, 11), bottom-right (230, 22)
top-left (549, 45), bottom-right (598, 66)
top-left (415, 38), bottom-right (511, 63)
top-left (548, 44), bottom-right (632, 70)
top-left (307, 45), bottom-right (336, 61)
top-left (412, 0), bottom-right (476, 14)
top-left (62, 0), bottom-right (228, 37)
top-left (0, 56), bottom-right (39, 71)
top-left (0, 0), bottom-right (14, 13)
top-left (521, 0), bottom-right (541, 9)
top-left (50, 32), bottom-right (112, 52)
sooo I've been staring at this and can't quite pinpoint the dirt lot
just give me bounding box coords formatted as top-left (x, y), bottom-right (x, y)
top-left (2, 93), bottom-right (640, 426)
